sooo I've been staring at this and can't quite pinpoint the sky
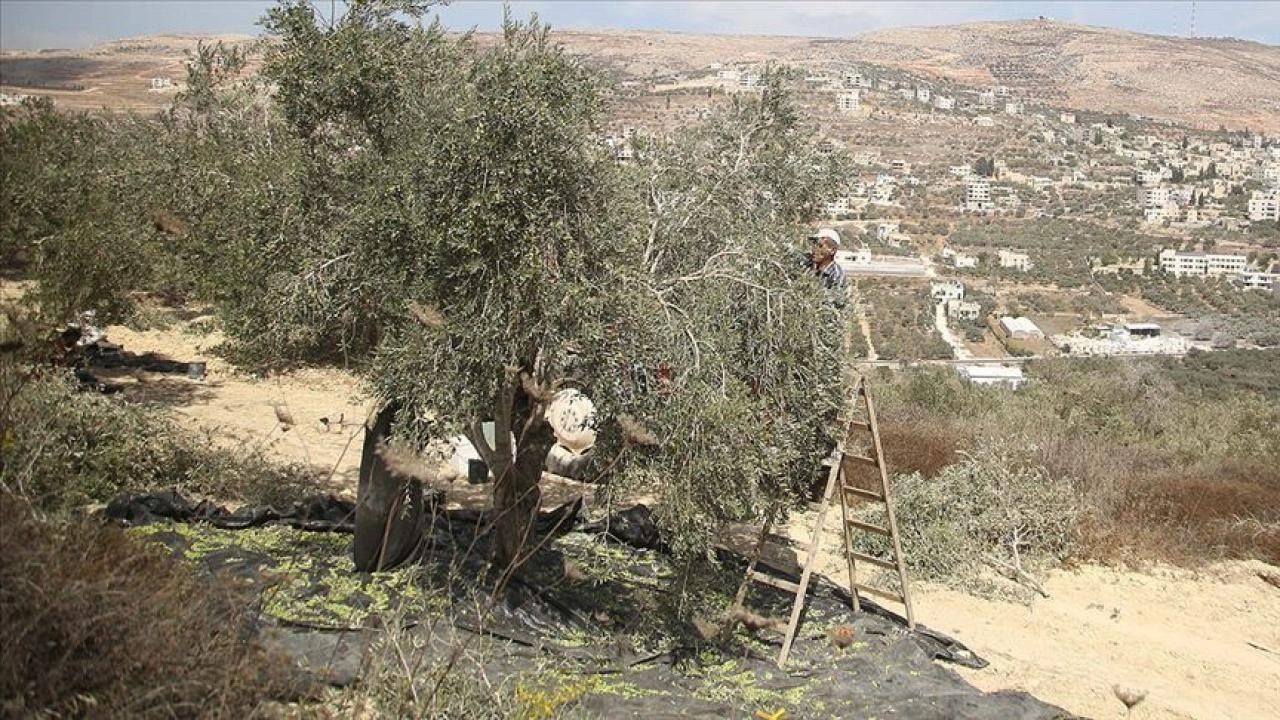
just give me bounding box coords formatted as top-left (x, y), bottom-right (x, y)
top-left (1, 1), bottom-right (1277, 51)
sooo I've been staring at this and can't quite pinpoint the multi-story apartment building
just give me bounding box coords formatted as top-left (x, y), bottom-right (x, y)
top-left (1248, 190), bottom-right (1279, 222)
top-left (965, 178), bottom-right (992, 211)
top-left (1157, 248), bottom-right (1248, 277)
top-left (837, 90), bottom-right (860, 114)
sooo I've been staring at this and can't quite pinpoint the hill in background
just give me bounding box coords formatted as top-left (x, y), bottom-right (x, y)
top-left (1, 20), bottom-right (1278, 129)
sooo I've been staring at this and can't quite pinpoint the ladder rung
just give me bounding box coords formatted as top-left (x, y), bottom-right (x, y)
top-left (843, 485), bottom-right (884, 502)
top-left (848, 551), bottom-right (898, 571)
top-left (749, 570), bottom-right (801, 594)
top-left (847, 454), bottom-right (878, 466)
top-left (850, 581), bottom-right (905, 604)
top-left (848, 420), bottom-right (871, 430)
top-left (846, 518), bottom-right (891, 536)
top-left (765, 532), bottom-right (811, 553)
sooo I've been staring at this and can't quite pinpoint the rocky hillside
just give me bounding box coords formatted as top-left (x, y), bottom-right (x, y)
top-left (2, 20), bottom-right (1277, 130)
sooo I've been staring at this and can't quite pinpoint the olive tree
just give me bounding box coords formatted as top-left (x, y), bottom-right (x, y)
top-left (245, 1), bottom-right (850, 569)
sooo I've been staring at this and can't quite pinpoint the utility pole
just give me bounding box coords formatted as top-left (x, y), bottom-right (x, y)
top-left (1190, 1), bottom-right (1197, 38)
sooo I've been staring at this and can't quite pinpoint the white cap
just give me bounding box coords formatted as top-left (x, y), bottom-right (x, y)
top-left (811, 228), bottom-right (841, 247)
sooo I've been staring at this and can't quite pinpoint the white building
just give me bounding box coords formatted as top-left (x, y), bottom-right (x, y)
top-left (149, 77), bottom-right (173, 90)
top-left (1059, 112), bottom-right (1076, 124)
top-left (1138, 186), bottom-right (1177, 224)
top-left (931, 280), bottom-right (965, 302)
top-left (999, 316), bottom-right (1043, 339)
top-left (876, 221), bottom-right (899, 240)
top-left (974, 116), bottom-right (995, 127)
top-left (825, 196), bottom-right (852, 218)
top-left (977, 89), bottom-right (996, 108)
top-left (1157, 248), bottom-right (1248, 277)
top-left (998, 249), bottom-right (1033, 271)
top-left (958, 364), bottom-right (1025, 388)
top-left (1247, 190), bottom-right (1279, 221)
top-left (965, 178), bottom-right (993, 211)
top-left (1236, 271), bottom-right (1280, 291)
top-left (947, 299), bottom-right (981, 320)
top-left (941, 247), bottom-right (978, 269)
top-left (915, 86), bottom-right (932, 103)
top-left (934, 95), bottom-right (955, 110)
top-left (1005, 101), bottom-right (1023, 116)
top-left (837, 90), bottom-right (860, 114)
top-left (1138, 186), bottom-right (1170, 207)
top-left (1136, 169), bottom-right (1163, 186)
top-left (949, 164), bottom-right (972, 178)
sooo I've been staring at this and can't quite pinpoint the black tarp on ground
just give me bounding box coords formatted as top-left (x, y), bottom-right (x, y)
top-left (112, 492), bottom-right (1078, 719)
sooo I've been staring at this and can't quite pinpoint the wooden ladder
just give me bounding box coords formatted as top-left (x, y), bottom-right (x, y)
top-left (729, 375), bottom-right (915, 667)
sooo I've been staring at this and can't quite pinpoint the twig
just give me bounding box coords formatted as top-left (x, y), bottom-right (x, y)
top-left (1247, 641), bottom-right (1279, 659)
top-left (980, 554), bottom-right (1049, 598)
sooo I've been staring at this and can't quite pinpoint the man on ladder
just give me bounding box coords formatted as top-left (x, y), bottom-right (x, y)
top-left (728, 228), bottom-right (914, 667)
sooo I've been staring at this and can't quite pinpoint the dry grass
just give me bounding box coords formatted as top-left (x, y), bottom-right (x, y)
top-left (1078, 460), bottom-right (1280, 566)
top-left (842, 418), bottom-right (963, 494)
top-left (0, 493), bottom-right (306, 718)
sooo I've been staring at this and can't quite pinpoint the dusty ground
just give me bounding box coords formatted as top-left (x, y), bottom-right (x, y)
top-left (82, 317), bottom-right (1280, 720)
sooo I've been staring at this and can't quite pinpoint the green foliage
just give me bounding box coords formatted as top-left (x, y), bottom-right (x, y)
top-left (885, 449), bottom-right (1079, 582)
top-left (0, 366), bottom-right (319, 516)
top-left (858, 281), bottom-right (953, 360)
top-left (951, 217), bottom-right (1163, 288)
top-left (869, 356), bottom-right (1280, 570)
top-left (0, 102), bottom-right (165, 322)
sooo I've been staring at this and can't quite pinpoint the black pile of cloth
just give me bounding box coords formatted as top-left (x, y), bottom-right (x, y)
top-left (105, 490), bottom-right (1077, 719)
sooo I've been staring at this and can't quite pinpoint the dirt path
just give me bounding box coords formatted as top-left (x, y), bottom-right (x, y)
top-left (933, 301), bottom-right (974, 360)
top-left (102, 323), bottom-right (374, 493)
top-left (100, 320), bottom-right (605, 509)
top-left (917, 562), bottom-right (1280, 720)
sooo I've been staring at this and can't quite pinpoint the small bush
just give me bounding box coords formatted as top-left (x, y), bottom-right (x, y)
top-left (0, 495), bottom-right (303, 717)
top-left (880, 448), bottom-right (1079, 584)
top-left (1, 366), bottom-right (320, 515)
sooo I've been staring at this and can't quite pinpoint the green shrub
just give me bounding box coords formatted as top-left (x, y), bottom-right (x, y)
top-left (0, 366), bottom-right (320, 515)
top-left (854, 449), bottom-right (1078, 594)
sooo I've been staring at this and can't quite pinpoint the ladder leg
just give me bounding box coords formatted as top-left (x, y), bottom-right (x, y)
top-left (863, 379), bottom-right (916, 629)
top-left (839, 458), bottom-right (861, 614)
top-left (778, 431), bottom-right (844, 666)
top-left (728, 506), bottom-right (777, 634)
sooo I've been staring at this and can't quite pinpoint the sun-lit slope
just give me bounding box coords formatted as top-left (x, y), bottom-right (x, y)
top-left (847, 20), bottom-right (1280, 131)
top-left (3, 20), bottom-right (1278, 129)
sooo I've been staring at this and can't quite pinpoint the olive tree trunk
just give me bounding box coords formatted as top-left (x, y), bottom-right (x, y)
top-left (468, 368), bottom-right (556, 572)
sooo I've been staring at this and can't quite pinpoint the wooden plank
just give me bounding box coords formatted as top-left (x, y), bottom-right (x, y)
top-left (843, 485), bottom-right (884, 502)
top-left (846, 518), bottom-right (891, 536)
top-left (779, 444), bottom-right (843, 666)
top-left (862, 380), bottom-right (916, 629)
top-left (850, 581), bottom-right (905, 604)
top-left (846, 454), bottom-right (878, 467)
top-left (849, 550), bottom-right (897, 571)
top-left (750, 570), bottom-right (800, 594)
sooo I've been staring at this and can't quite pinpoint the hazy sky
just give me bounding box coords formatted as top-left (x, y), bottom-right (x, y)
top-left (2, 1), bottom-right (1277, 50)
